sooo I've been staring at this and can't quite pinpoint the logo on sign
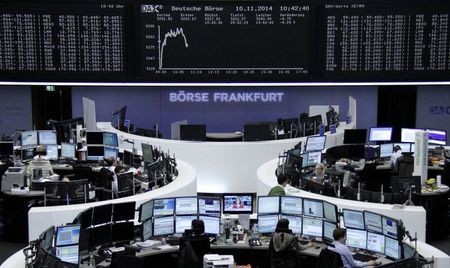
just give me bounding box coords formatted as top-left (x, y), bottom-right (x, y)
top-left (428, 105), bottom-right (450, 115)
top-left (141, 5), bottom-right (162, 13)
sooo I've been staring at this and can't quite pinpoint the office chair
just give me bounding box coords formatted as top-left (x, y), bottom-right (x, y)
top-left (178, 235), bottom-right (211, 268)
top-left (396, 155), bottom-right (414, 176)
top-left (43, 182), bottom-right (68, 206)
top-left (110, 251), bottom-right (142, 268)
top-left (67, 179), bottom-right (88, 204)
top-left (116, 172), bottom-right (135, 198)
top-left (98, 168), bottom-right (114, 200)
top-left (356, 162), bottom-right (378, 191)
top-left (299, 112), bottom-right (309, 136)
top-left (316, 246), bottom-right (343, 268)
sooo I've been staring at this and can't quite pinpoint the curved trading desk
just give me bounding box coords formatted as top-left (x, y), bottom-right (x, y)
top-left (27, 159), bottom-right (196, 242)
top-left (98, 121), bottom-right (353, 193)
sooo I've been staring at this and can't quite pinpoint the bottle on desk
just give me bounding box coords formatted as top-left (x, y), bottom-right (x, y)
top-left (88, 251), bottom-right (96, 268)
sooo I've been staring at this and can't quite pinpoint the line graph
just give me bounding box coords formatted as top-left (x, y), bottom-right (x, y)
top-left (158, 26), bottom-right (189, 69)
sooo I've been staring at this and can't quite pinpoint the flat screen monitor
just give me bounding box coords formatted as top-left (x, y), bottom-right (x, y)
top-left (180, 124), bottom-right (206, 141)
top-left (427, 128), bottom-right (447, 146)
top-left (302, 151), bottom-right (322, 167)
top-left (153, 198), bottom-right (175, 217)
top-left (175, 197), bottom-right (198, 215)
top-left (382, 216), bottom-right (398, 239)
top-left (92, 204), bottom-right (112, 226)
top-left (55, 245), bottom-right (79, 264)
top-left (243, 124), bottom-right (271, 141)
top-left (103, 132), bottom-right (118, 147)
top-left (364, 211), bottom-right (383, 234)
top-left (123, 150), bottom-right (133, 166)
top-left (112, 222), bottom-right (135, 244)
top-left (379, 143), bottom-right (394, 158)
top-left (104, 147), bottom-right (119, 160)
top-left (73, 208), bottom-right (92, 230)
top-left (139, 200), bottom-right (154, 222)
top-left (89, 224), bottom-right (112, 248)
top-left (199, 215), bottom-right (221, 235)
top-left (86, 131), bottom-right (103, 145)
top-left (393, 143), bottom-right (411, 153)
top-left (112, 201), bottom-right (136, 222)
top-left (367, 232), bottom-right (385, 254)
top-left (141, 143), bottom-right (153, 162)
top-left (198, 196), bottom-right (221, 216)
top-left (342, 209), bottom-right (365, 230)
top-left (391, 176), bottom-right (421, 194)
top-left (368, 127), bottom-right (393, 142)
top-left (257, 214), bottom-right (279, 234)
top-left (401, 128), bottom-right (424, 143)
top-left (280, 196), bottom-right (302, 216)
top-left (60, 142), bottom-right (76, 159)
top-left (38, 130), bottom-right (57, 145)
top-left (55, 225), bottom-right (80, 246)
top-left (0, 141), bottom-right (14, 156)
top-left (323, 220), bottom-right (336, 242)
top-left (280, 215), bottom-right (302, 235)
top-left (343, 129), bottom-right (367, 144)
top-left (305, 136), bottom-right (326, 152)
top-left (45, 144), bottom-right (58, 160)
top-left (142, 219), bottom-right (153, 241)
top-left (175, 215), bottom-right (198, 234)
top-left (286, 148), bottom-right (302, 167)
top-left (21, 130), bottom-right (38, 147)
top-left (346, 228), bottom-right (367, 250)
top-left (222, 193), bottom-right (254, 214)
top-left (303, 198), bottom-right (323, 218)
top-left (41, 225), bottom-right (55, 250)
top-left (21, 147), bottom-right (36, 160)
top-left (153, 216), bottom-right (174, 236)
top-left (323, 201), bottom-right (338, 223)
top-left (257, 196), bottom-right (280, 214)
top-left (86, 146), bottom-right (104, 161)
top-left (302, 217), bottom-right (323, 238)
top-left (385, 236), bottom-right (400, 259)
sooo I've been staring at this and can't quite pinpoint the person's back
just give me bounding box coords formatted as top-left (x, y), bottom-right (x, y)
top-left (268, 174), bottom-right (290, 196)
top-left (268, 219), bottom-right (300, 268)
top-left (178, 219), bottom-right (210, 268)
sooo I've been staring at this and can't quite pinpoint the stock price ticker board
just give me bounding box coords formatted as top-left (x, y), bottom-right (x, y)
top-left (2, 0), bottom-right (450, 83)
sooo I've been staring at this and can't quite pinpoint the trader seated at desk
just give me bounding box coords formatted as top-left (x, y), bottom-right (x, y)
top-left (390, 145), bottom-right (402, 170)
top-left (309, 163), bottom-right (329, 185)
top-left (26, 145), bottom-right (55, 181)
top-left (179, 219), bottom-right (211, 268)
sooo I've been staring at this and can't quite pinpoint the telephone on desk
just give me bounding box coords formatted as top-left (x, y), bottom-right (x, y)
top-left (248, 238), bottom-right (262, 246)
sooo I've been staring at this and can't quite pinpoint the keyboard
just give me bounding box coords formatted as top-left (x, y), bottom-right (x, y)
top-left (353, 252), bottom-right (378, 262)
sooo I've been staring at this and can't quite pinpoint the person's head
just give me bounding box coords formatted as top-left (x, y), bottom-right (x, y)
top-left (36, 145), bottom-right (47, 156)
top-left (275, 218), bottom-right (291, 233)
top-left (315, 163), bottom-right (326, 176)
top-left (61, 177), bottom-right (70, 182)
top-left (393, 145), bottom-right (402, 153)
top-left (114, 165), bottom-right (126, 175)
top-left (235, 197), bottom-right (242, 204)
top-left (277, 118), bottom-right (284, 128)
top-left (191, 219), bottom-right (205, 235)
top-left (333, 227), bottom-right (347, 243)
top-left (277, 173), bottom-right (290, 186)
top-left (105, 157), bottom-right (116, 167)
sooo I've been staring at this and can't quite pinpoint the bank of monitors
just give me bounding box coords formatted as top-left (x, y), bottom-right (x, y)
top-left (280, 196), bottom-right (302, 215)
top-left (369, 127), bottom-right (393, 142)
top-left (175, 215), bottom-right (198, 234)
top-left (343, 129), bottom-right (367, 144)
top-left (175, 196), bottom-right (198, 215)
top-left (55, 225), bottom-right (81, 264)
top-left (103, 132), bottom-right (118, 147)
top-left (323, 201), bottom-right (338, 223)
top-left (342, 209), bottom-right (365, 230)
top-left (364, 211), bottom-right (383, 234)
top-left (38, 130), bottom-right (57, 145)
top-left (153, 216), bottom-right (174, 236)
top-left (112, 201), bottom-right (136, 222)
top-left (427, 128), bottom-right (447, 146)
top-left (302, 217), bottom-right (323, 238)
top-left (141, 143), bottom-right (154, 163)
top-left (21, 130), bottom-right (38, 148)
top-left (198, 196), bottom-right (221, 216)
top-left (153, 198), bottom-right (175, 217)
top-left (281, 215), bottom-right (302, 235)
top-left (55, 244), bottom-right (79, 264)
top-left (199, 215), bottom-right (221, 235)
top-left (257, 214), bottom-right (279, 234)
top-left (61, 142), bottom-right (76, 159)
top-left (401, 128), bottom-right (423, 143)
top-left (257, 196), bottom-right (280, 214)
top-left (86, 131), bottom-right (103, 145)
top-left (0, 141), bottom-right (14, 156)
top-left (139, 200), bottom-right (154, 222)
top-left (305, 135), bottom-right (326, 152)
top-left (303, 198), bottom-right (324, 218)
top-left (222, 193), bottom-right (254, 214)
top-left (346, 228), bottom-right (367, 250)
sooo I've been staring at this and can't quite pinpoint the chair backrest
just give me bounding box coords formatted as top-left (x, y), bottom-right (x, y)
top-left (316, 247), bottom-right (343, 268)
top-left (396, 155), bottom-right (414, 176)
top-left (110, 251), bottom-right (140, 268)
top-left (117, 172), bottom-right (134, 194)
top-left (44, 182), bottom-right (68, 206)
top-left (67, 179), bottom-right (88, 204)
top-left (98, 168), bottom-right (114, 189)
top-left (179, 235), bottom-right (211, 268)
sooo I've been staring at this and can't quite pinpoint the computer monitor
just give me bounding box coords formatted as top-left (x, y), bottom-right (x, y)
top-left (92, 204), bottom-right (112, 226)
top-left (304, 115), bottom-right (323, 135)
top-left (139, 200), bottom-right (154, 222)
top-left (103, 132), bottom-right (118, 147)
top-left (367, 232), bottom-right (385, 254)
top-left (346, 228), bottom-right (367, 250)
top-left (86, 131), bottom-right (103, 145)
top-left (303, 198), bottom-right (324, 218)
top-left (280, 215), bottom-right (302, 235)
top-left (305, 136), bottom-right (326, 152)
top-left (342, 209), bottom-right (365, 230)
top-left (21, 130), bottom-right (38, 147)
top-left (427, 128), bottom-right (447, 146)
top-left (153, 216), bottom-right (174, 236)
top-left (401, 128), bottom-right (424, 143)
top-left (364, 211), bottom-right (383, 234)
top-left (175, 196), bottom-right (198, 215)
top-left (257, 196), bottom-right (280, 214)
top-left (89, 224), bottom-right (112, 248)
top-left (21, 147), bottom-right (36, 160)
top-left (112, 201), bottom-right (136, 222)
top-left (0, 141), bottom-right (14, 156)
top-left (385, 236), bottom-right (400, 259)
top-left (243, 124), bottom-right (271, 141)
top-left (222, 193), bottom-right (254, 214)
top-left (141, 143), bottom-right (153, 163)
top-left (393, 143), bottom-right (411, 153)
top-left (38, 130), bottom-right (57, 145)
top-left (302, 151), bottom-right (322, 167)
top-left (45, 144), bottom-right (59, 160)
top-left (112, 222), bottom-right (135, 244)
top-left (280, 196), bottom-right (302, 216)
top-left (368, 127), bottom-right (393, 142)
top-left (142, 219), bottom-right (153, 241)
top-left (175, 215), bottom-right (198, 234)
top-left (302, 217), bottom-right (323, 238)
top-left (199, 215), bottom-right (221, 235)
top-left (323, 220), bottom-right (336, 242)
top-left (123, 150), bottom-right (133, 166)
top-left (343, 129), bottom-right (367, 144)
top-left (180, 124), bottom-right (206, 141)
top-left (40, 225), bottom-right (55, 250)
top-left (379, 143), bottom-right (394, 158)
top-left (257, 214), bottom-right (279, 234)
top-left (391, 176), bottom-right (421, 194)
top-left (86, 145), bottom-right (104, 161)
top-left (55, 225), bottom-right (80, 247)
top-left (382, 216), bottom-right (398, 239)
top-left (286, 148), bottom-right (302, 167)
top-left (104, 147), bottom-right (119, 160)
top-left (60, 142), bottom-right (76, 159)
top-left (153, 198), bottom-right (175, 217)
top-left (73, 208), bottom-right (92, 230)
top-left (198, 196), bottom-right (221, 216)
top-left (323, 201), bottom-right (338, 223)
top-left (55, 244), bottom-right (79, 264)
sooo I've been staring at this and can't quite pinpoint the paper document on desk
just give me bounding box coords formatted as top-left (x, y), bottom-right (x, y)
top-left (134, 240), bottom-right (160, 248)
top-left (156, 244), bottom-right (175, 250)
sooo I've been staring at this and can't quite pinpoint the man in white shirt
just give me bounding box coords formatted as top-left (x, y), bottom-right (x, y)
top-left (390, 145), bottom-right (402, 169)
